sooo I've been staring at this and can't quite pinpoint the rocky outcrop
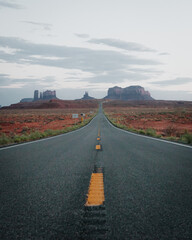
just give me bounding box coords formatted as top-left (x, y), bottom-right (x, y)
top-left (20, 98), bottom-right (33, 103)
top-left (33, 90), bottom-right (57, 101)
top-left (105, 86), bottom-right (154, 100)
top-left (81, 92), bottom-right (95, 100)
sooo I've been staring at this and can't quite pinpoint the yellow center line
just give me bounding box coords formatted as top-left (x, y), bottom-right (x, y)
top-left (85, 173), bottom-right (105, 206)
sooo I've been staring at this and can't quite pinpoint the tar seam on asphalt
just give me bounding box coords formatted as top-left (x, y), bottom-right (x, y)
top-left (80, 131), bottom-right (110, 240)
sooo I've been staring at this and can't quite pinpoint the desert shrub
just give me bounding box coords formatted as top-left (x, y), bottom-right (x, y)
top-left (0, 133), bottom-right (11, 145)
top-left (29, 131), bottom-right (44, 140)
top-left (116, 123), bottom-right (127, 130)
top-left (181, 133), bottom-right (192, 144)
top-left (40, 132), bottom-right (46, 138)
top-left (166, 136), bottom-right (177, 141)
top-left (44, 129), bottom-right (55, 136)
top-left (20, 134), bottom-right (29, 142)
top-left (164, 125), bottom-right (177, 136)
top-left (175, 131), bottom-right (182, 138)
top-left (138, 129), bottom-right (145, 135)
top-left (129, 127), bottom-right (137, 133)
top-left (61, 129), bottom-right (67, 134)
top-left (13, 135), bottom-right (23, 143)
top-left (156, 134), bottom-right (162, 138)
top-left (21, 126), bottom-right (29, 132)
top-left (145, 128), bottom-right (157, 137)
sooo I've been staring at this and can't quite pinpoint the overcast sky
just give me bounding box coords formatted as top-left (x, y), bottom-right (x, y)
top-left (0, 0), bottom-right (192, 106)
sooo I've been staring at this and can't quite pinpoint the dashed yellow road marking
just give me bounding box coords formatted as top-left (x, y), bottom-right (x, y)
top-left (85, 173), bottom-right (105, 206)
top-left (97, 137), bottom-right (100, 141)
top-left (96, 145), bottom-right (101, 150)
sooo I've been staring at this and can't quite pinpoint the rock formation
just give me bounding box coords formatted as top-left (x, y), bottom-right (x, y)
top-left (105, 86), bottom-right (154, 100)
top-left (20, 98), bottom-right (33, 103)
top-left (81, 92), bottom-right (95, 100)
top-left (33, 90), bottom-right (57, 101)
top-left (19, 90), bottom-right (57, 103)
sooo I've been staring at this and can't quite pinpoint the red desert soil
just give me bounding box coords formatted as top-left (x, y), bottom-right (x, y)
top-left (103, 100), bottom-right (192, 137)
top-left (0, 100), bottom-right (98, 137)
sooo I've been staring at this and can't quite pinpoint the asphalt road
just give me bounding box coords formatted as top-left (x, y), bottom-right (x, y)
top-left (0, 108), bottom-right (192, 239)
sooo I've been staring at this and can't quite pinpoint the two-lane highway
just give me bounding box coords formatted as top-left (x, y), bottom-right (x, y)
top-left (0, 109), bottom-right (192, 239)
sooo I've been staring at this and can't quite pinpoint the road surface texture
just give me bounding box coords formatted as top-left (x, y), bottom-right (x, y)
top-left (1, 107), bottom-right (192, 239)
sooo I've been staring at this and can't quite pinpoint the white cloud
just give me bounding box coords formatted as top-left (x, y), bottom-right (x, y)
top-left (0, 36), bottom-right (160, 87)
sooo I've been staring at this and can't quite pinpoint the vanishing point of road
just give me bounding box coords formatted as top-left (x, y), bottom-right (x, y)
top-left (1, 106), bottom-right (192, 239)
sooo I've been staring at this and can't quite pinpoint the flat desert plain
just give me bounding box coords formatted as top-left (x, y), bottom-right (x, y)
top-left (103, 100), bottom-right (192, 142)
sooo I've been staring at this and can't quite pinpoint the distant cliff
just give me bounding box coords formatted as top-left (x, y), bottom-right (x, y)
top-left (105, 86), bottom-right (154, 100)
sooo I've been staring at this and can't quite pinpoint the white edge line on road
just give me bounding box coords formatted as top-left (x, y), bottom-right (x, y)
top-left (0, 115), bottom-right (97, 151)
top-left (104, 115), bottom-right (192, 150)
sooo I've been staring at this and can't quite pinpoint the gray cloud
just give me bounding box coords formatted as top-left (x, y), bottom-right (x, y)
top-left (159, 52), bottom-right (169, 56)
top-left (128, 67), bottom-right (163, 74)
top-left (151, 77), bottom-right (192, 86)
top-left (0, 73), bottom-right (9, 77)
top-left (84, 70), bottom-right (149, 84)
top-left (0, 74), bottom-right (11, 85)
top-left (0, 36), bottom-right (160, 70)
top-left (0, 0), bottom-right (23, 9)
top-left (0, 36), bottom-right (161, 86)
top-left (75, 33), bottom-right (90, 39)
top-left (0, 73), bottom-right (48, 87)
top-left (88, 38), bottom-right (156, 52)
top-left (21, 21), bottom-right (52, 31)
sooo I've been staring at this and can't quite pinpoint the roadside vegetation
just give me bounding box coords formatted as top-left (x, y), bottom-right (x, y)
top-left (104, 107), bottom-right (192, 145)
top-left (105, 114), bottom-right (192, 144)
top-left (0, 109), bottom-right (97, 146)
top-left (0, 118), bottom-right (95, 146)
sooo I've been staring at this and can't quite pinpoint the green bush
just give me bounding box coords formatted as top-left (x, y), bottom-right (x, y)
top-left (181, 133), bottom-right (192, 144)
top-left (29, 131), bottom-right (44, 140)
top-left (138, 129), bottom-right (146, 135)
top-left (166, 136), bottom-right (177, 141)
top-left (13, 135), bottom-right (22, 143)
top-left (0, 133), bottom-right (11, 145)
top-left (44, 129), bottom-right (58, 137)
top-left (20, 134), bottom-right (29, 142)
top-left (145, 128), bottom-right (157, 137)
